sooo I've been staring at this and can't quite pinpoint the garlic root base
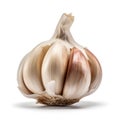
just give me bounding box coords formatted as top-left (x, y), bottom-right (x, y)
top-left (37, 93), bottom-right (79, 106)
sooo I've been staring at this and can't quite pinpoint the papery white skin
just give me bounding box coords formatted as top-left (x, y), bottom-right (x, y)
top-left (17, 13), bottom-right (102, 105)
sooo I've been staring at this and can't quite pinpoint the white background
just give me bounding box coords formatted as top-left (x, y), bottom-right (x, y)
top-left (0, 0), bottom-right (120, 119)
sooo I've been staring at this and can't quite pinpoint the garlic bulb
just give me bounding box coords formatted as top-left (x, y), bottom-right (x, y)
top-left (17, 13), bottom-right (102, 106)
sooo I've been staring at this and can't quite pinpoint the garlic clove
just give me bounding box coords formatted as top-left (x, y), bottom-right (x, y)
top-left (63, 47), bottom-right (91, 99)
top-left (23, 45), bottom-right (50, 94)
top-left (41, 41), bottom-right (69, 95)
top-left (84, 48), bottom-right (102, 95)
top-left (17, 54), bottom-right (33, 95)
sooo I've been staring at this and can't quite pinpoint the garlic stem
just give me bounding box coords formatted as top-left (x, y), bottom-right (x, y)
top-left (52, 13), bottom-right (74, 41)
top-left (52, 13), bottom-right (83, 48)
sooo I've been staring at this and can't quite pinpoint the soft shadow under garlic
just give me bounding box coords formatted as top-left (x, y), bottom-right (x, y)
top-left (14, 101), bottom-right (106, 110)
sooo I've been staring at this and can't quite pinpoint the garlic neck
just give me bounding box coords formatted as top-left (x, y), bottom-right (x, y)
top-left (51, 13), bottom-right (86, 57)
top-left (52, 13), bottom-right (74, 42)
top-left (51, 13), bottom-right (83, 48)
